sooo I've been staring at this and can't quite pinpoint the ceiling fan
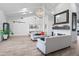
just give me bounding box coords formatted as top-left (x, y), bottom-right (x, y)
top-left (18, 8), bottom-right (33, 15)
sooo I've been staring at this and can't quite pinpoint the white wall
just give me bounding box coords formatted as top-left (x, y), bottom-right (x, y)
top-left (8, 16), bottom-right (43, 36)
top-left (6, 3), bottom-right (77, 38)
top-left (53, 3), bottom-right (77, 42)
top-left (8, 19), bottom-right (29, 36)
top-left (47, 16), bottom-right (54, 36)
top-left (53, 3), bottom-right (71, 35)
top-left (0, 10), bottom-right (6, 30)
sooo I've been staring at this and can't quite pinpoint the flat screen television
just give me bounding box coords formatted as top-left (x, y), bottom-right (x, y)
top-left (54, 10), bottom-right (69, 25)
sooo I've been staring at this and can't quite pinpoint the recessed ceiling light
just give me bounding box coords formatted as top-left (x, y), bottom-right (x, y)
top-left (22, 8), bottom-right (28, 12)
top-left (29, 11), bottom-right (32, 13)
top-left (51, 11), bottom-right (54, 14)
top-left (22, 12), bottom-right (27, 15)
top-left (19, 8), bottom-right (28, 13)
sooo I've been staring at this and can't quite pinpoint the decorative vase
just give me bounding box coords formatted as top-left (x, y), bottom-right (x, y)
top-left (3, 34), bottom-right (8, 40)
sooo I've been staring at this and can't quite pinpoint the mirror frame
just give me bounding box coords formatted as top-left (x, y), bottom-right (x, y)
top-left (72, 13), bottom-right (77, 31)
top-left (54, 10), bottom-right (69, 25)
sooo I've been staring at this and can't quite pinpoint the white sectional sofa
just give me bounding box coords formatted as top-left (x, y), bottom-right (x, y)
top-left (30, 31), bottom-right (45, 40)
top-left (36, 35), bottom-right (72, 55)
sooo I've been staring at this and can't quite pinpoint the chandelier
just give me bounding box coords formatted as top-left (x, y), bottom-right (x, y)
top-left (36, 8), bottom-right (44, 17)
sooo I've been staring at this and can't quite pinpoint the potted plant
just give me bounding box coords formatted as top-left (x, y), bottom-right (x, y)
top-left (3, 30), bottom-right (14, 40)
top-left (0, 30), bottom-right (3, 41)
top-left (3, 30), bottom-right (8, 40)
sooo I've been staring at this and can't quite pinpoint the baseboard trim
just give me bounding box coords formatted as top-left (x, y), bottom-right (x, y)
top-left (10, 35), bottom-right (29, 37)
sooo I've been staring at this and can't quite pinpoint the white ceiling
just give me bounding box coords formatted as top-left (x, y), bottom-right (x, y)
top-left (0, 3), bottom-right (41, 15)
top-left (0, 3), bottom-right (59, 19)
top-left (0, 3), bottom-right (58, 15)
top-left (0, 3), bottom-right (79, 20)
top-left (75, 3), bottom-right (79, 19)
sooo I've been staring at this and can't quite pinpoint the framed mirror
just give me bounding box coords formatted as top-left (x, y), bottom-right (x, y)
top-left (54, 10), bottom-right (69, 25)
top-left (72, 13), bottom-right (77, 31)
